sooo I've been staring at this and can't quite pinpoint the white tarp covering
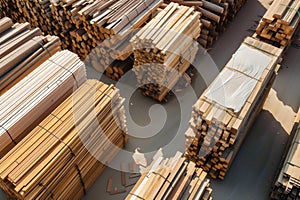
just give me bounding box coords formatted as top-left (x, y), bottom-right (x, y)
top-left (205, 44), bottom-right (273, 113)
top-left (205, 69), bottom-right (257, 113)
top-left (227, 44), bottom-right (272, 79)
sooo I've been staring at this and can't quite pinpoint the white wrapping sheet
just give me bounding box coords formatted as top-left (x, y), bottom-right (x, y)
top-left (227, 44), bottom-right (272, 79)
top-left (205, 69), bottom-right (257, 113)
top-left (205, 44), bottom-right (273, 113)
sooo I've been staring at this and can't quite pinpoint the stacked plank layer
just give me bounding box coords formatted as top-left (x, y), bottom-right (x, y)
top-left (166, 0), bottom-right (247, 47)
top-left (185, 37), bottom-right (283, 179)
top-left (0, 50), bottom-right (86, 158)
top-left (0, 0), bottom-right (163, 77)
top-left (271, 109), bottom-right (300, 200)
top-left (126, 151), bottom-right (213, 200)
top-left (256, 0), bottom-right (300, 47)
top-left (0, 79), bottom-right (128, 200)
top-left (0, 17), bottom-right (61, 94)
top-left (131, 3), bottom-right (201, 101)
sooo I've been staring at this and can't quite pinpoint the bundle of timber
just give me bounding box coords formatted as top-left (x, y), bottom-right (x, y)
top-left (0, 79), bottom-right (128, 199)
top-left (131, 3), bottom-right (201, 101)
top-left (126, 151), bottom-right (213, 200)
top-left (256, 0), bottom-right (300, 47)
top-left (0, 0), bottom-right (163, 76)
top-left (271, 109), bottom-right (300, 200)
top-left (166, 0), bottom-right (247, 47)
top-left (185, 36), bottom-right (283, 179)
top-left (0, 50), bottom-right (86, 159)
top-left (105, 57), bottom-right (134, 81)
top-left (80, 0), bottom-right (163, 74)
top-left (0, 17), bottom-right (62, 94)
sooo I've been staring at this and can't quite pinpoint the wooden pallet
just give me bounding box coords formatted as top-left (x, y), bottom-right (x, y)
top-left (0, 50), bottom-right (86, 159)
top-left (271, 108), bottom-right (300, 200)
top-left (131, 3), bottom-right (201, 101)
top-left (0, 79), bottom-right (128, 200)
top-left (0, 17), bottom-right (62, 94)
top-left (185, 36), bottom-right (284, 179)
top-left (126, 151), bottom-right (213, 200)
top-left (256, 0), bottom-right (300, 47)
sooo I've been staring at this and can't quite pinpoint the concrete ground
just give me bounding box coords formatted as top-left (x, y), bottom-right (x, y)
top-left (1, 0), bottom-right (299, 199)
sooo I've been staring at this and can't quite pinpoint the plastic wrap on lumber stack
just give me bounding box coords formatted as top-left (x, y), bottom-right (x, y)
top-left (0, 79), bottom-right (128, 200)
top-left (166, 0), bottom-right (247, 47)
top-left (256, 0), bottom-right (300, 47)
top-left (271, 109), bottom-right (300, 200)
top-left (0, 17), bottom-right (62, 94)
top-left (185, 36), bottom-right (283, 180)
top-left (126, 151), bottom-right (213, 200)
top-left (0, 50), bottom-right (86, 159)
top-left (131, 3), bottom-right (201, 101)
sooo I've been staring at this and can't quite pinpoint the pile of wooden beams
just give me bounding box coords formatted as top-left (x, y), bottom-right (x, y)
top-left (256, 0), bottom-right (300, 47)
top-left (0, 79), bottom-right (128, 200)
top-left (0, 0), bottom-right (163, 78)
top-left (185, 37), bottom-right (283, 179)
top-left (0, 17), bottom-right (61, 94)
top-left (271, 109), bottom-right (300, 200)
top-left (126, 151), bottom-right (213, 200)
top-left (105, 57), bottom-right (134, 81)
top-left (131, 3), bottom-right (201, 101)
top-left (0, 50), bottom-right (86, 158)
top-left (166, 0), bottom-right (247, 47)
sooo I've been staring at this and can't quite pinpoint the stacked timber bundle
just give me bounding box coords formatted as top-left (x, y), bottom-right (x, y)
top-left (256, 0), bottom-right (300, 47)
top-left (0, 0), bottom-right (163, 78)
top-left (79, 0), bottom-right (163, 74)
top-left (166, 0), bottom-right (247, 47)
top-left (105, 57), bottom-right (134, 80)
top-left (131, 3), bottom-right (201, 101)
top-left (0, 17), bottom-right (61, 94)
top-left (0, 50), bottom-right (86, 158)
top-left (126, 151), bottom-right (213, 200)
top-left (0, 79), bottom-right (128, 200)
top-left (185, 37), bottom-right (283, 179)
top-left (271, 109), bottom-right (300, 200)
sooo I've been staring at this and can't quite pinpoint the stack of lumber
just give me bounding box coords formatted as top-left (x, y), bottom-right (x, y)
top-left (1, 79), bottom-right (128, 198)
top-left (185, 36), bottom-right (283, 179)
top-left (271, 109), bottom-right (300, 200)
top-left (256, 0), bottom-right (300, 47)
top-left (0, 50), bottom-right (86, 158)
top-left (0, 0), bottom-right (163, 77)
top-left (131, 3), bottom-right (201, 101)
top-left (104, 57), bottom-right (134, 81)
top-left (0, 17), bottom-right (61, 94)
top-left (166, 0), bottom-right (247, 47)
top-left (0, 79), bottom-right (128, 199)
top-left (79, 0), bottom-right (163, 76)
top-left (126, 151), bottom-right (213, 200)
